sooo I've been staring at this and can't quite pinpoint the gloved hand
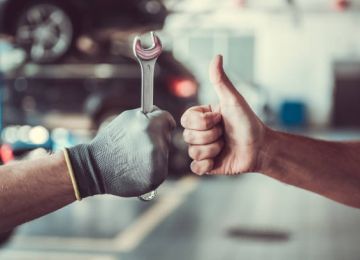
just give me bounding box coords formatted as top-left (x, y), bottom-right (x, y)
top-left (67, 107), bottom-right (176, 198)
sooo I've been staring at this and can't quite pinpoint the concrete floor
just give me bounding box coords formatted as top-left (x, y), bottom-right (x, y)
top-left (1, 172), bottom-right (360, 260)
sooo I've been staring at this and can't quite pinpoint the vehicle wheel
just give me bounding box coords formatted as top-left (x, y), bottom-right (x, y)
top-left (15, 2), bottom-right (74, 63)
top-left (0, 230), bottom-right (14, 247)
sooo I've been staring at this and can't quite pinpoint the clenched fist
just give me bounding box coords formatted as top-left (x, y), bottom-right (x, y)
top-left (67, 107), bottom-right (176, 198)
top-left (181, 55), bottom-right (268, 175)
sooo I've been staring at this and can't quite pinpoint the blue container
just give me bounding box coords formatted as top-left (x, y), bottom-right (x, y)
top-left (280, 101), bottom-right (307, 127)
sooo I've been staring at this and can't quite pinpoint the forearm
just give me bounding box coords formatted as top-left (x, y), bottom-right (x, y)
top-left (0, 152), bottom-right (75, 231)
top-left (258, 129), bottom-right (360, 208)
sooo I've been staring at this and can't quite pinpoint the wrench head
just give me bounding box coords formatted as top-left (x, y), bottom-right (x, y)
top-left (133, 31), bottom-right (163, 61)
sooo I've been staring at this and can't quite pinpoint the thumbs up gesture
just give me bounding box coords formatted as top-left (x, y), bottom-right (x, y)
top-left (181, 55), bottom-right (268, 175)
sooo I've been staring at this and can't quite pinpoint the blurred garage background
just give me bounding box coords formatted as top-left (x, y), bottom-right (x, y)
top-left (1, 0), bottom-right (360, 259)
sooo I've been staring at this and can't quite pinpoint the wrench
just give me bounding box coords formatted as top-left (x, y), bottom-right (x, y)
top-left (133, 31), bottom-right (163, 201)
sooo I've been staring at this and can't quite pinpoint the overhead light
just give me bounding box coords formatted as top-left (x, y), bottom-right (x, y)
top-left (29, 126), bottom-right (50, 145)
top-left (2, 126), bottom-right (18, 144)
top-left (170, 78), bottom-right (198, 98)
top-left (17, 125), bottom-right (31, 143)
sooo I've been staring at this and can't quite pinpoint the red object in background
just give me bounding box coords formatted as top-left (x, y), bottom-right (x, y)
top-left (333, 0), bottom-right (350, 11)
top-left (0, 144), bottom-right (14, 164)
top-left (169, 78), bottom-right (198, 98)
top-left (233, 0), bottom-right (246, 8)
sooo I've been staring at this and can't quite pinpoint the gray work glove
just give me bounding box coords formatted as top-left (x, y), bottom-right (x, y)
top-left (67, 107), bottom-right (176, 198)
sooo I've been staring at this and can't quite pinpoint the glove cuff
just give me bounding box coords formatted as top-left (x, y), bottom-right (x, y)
top-left (63, 148), bottom-right (82, 201)
top-left (66, 144), bottom-right (105, 198)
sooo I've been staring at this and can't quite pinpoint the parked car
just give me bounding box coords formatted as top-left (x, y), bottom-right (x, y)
top-left (0, 0), bottom-right (167, 63)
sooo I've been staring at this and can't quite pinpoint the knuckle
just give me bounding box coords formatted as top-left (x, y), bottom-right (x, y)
top-left (180, 114), bottom-right (189, 128)
top-left (191, 161), bottom-right (204, 175)
top-left (191, 159), bottom-right (214, 175)
top-left (189, 146), bottom-right (202, 160)
top-left (190, 161), bottom-right (200, 174)
top-left (182, 129), bottom-right (189, 141)
top-left (183, 130), bottom-right (195, 143)
top-left (198, 134), bottom-right (207, 144)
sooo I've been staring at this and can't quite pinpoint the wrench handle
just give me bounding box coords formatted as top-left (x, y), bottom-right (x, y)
top-left (140, 60), bottom-right (156, 113)
top-left (138, 59), bottom-right (158, 201)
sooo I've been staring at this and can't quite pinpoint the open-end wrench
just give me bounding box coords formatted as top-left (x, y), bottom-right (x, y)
top-left (133, 31), bottom-right (163, 201)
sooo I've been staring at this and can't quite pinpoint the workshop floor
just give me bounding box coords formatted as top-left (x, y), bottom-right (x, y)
top-left (1, 172), bottom-right (360, 260)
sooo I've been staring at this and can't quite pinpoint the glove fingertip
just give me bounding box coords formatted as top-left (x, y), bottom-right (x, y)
top-left (147, 108), bottom-right (176, 129)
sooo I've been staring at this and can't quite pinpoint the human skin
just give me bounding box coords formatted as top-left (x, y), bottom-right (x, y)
top-left (0, 152), bottom-right (75, 232)
top-left (181, 55), bottom-right (360, 208)
top-left (0, 108), bottom-right (175, 232)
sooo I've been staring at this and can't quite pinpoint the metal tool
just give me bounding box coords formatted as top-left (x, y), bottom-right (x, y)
top-left (133, 31), bottom-right (163, 201)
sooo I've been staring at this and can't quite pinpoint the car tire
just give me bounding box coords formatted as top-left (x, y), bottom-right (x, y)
top-left (15, 2), bottom-right (75, 63)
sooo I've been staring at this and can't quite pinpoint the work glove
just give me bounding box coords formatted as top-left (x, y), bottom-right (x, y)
top-left (66, 107), bottom-right (176, 199)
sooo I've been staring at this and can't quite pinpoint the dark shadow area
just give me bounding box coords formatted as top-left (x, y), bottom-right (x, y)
top-left (0, 229), bottom-right (14, 247)
top-left (226, 226), bottom-right (291, 242)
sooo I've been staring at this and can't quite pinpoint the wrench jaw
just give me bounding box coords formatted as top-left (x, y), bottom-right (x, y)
top-left (133, 32), bottom-right (163, 61)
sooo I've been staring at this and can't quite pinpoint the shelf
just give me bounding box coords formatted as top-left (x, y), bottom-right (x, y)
top-left (5, 63), bottom-right (141, 80)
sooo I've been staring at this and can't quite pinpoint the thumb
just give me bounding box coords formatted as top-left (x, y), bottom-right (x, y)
top-left (209, 55), bottom-right (242, 105)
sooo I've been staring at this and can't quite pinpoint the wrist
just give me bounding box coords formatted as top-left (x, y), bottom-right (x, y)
top-left (255, 127), bottom-right (282, 176)
top-left (54, 152), bottom-right (76, 194)
top-left (67, 144), bottom-right (104, 198)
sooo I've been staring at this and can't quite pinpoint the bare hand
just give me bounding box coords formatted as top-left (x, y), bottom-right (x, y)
top-left (181, 55), bottom-right (267, 175)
